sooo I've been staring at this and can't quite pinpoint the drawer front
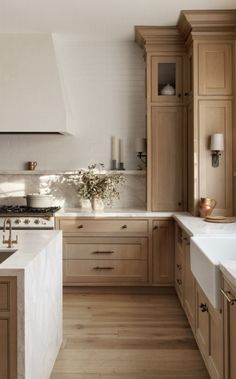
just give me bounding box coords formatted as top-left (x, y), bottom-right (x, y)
top-left (63, 259), bottom-right (148, 284)
top-left (58, 219), bottom-right (148, 235)
top-left (0, 283), bottom-right (9, 311)
top-left (63, 237), bottom-right (148, 260)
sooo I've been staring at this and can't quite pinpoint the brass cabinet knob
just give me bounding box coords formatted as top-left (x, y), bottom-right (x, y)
top-left (153, 225), bottom-right (158, 230)
top-left (77, 224), bottom-right (84, 229)
top-left (121, 225), bottom-right (127, 229)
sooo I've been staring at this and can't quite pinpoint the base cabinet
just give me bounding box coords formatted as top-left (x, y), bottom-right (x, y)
top-left (195, 284), bottom-right (223, 379)
top-left (63, 236), bottom-right (148, 285)
top-left (0, 277), bottom-right (17, 379)
top-left (222, 278), bottom-right (236, 379)
top-left (152, 220), bottom-right (174, 285)
top-left (174, 223), bottom-right (195, 331)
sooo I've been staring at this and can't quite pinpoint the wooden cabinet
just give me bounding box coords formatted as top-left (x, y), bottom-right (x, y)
top-left (151, 56), bottom-right (183, 103)
top-left (198, 43), bottom-right (233, 96)
top-left (183, 234), bottom-right (196, 332)
top-left (58, 218), bottom-right (150, 286)
top-left (174, 223), bottom-right (195, 331)
top-left (222, 278), bottom-right (236, 379)
top-left (195, 284), bottom-right (223, 379)
top-left (63, 236), bottom-right (148, 285)
top-left (135, 27), bottom-right (187, 212)
top-left (0, 277), bottom-right (17, 379)
top-left (152, 220), bottom-right (174, 285)
top-left (151, 106), bottom-right (185, 211)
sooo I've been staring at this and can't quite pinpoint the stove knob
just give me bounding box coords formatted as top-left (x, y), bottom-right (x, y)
top-left (24, 219), bottom-right (30, 224)
top-left (14, 219), bottom-right (21, 224)
top-left (34, 219), bottom-right (40, 225)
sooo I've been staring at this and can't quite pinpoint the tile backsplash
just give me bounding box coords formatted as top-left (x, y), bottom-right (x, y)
top-left (0, 173), bottom-right (146, 210)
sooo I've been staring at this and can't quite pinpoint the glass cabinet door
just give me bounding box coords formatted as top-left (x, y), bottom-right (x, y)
top-left (151, 56), bottom-right (182, 102)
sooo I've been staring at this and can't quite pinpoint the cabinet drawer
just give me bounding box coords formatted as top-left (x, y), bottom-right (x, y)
top-left (63, 237), bottom-right (148, 260)
top-left (58, 218), bottom-right (148, 235)
top-left (0, 283), bottom-right (9, 311)
top-left (63, 259), bottom-right (148, 284)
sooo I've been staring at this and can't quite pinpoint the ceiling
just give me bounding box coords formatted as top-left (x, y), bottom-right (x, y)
top-left (1, 0), bottom-right (236, 40)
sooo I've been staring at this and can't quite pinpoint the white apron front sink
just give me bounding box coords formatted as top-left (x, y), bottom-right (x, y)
top-left (191, 236), bottom-right (236, 309)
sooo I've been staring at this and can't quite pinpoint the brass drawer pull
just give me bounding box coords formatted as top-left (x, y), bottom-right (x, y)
top-left (92, 251), bottom-right (114, 254)
top-left (121, 225), bottom-right (127, 229)
top-left (200, 303), bottom-right (208, 313)
top-left (77, 224), bottom-right (84, 229)
top-left (221, 289), bottom-right (236, 305)
top-left (153, 225), bottom-right (158, 230)
top-left (93, 266), bottom-right (114, 270)
top-left (176, 264), bottom-right (182, 270)
top-left (176, 279), bottom-right (182, 286)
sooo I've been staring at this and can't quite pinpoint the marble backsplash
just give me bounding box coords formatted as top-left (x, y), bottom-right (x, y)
top-left (0, 172), bottom-right (146, 210)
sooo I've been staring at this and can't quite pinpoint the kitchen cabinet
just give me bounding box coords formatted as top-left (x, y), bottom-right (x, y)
top-left (0, 277), bottom-right (17, 379)
top-left (177, 11), bottom-right (235, 215)
top-left (151, 106), bottom-right (186, 211)
top-left (174, 223), bottom-right (195, 331)
top-left (135, 27), bottom-right (187, 212)
top-left (152, 220), bottom-right (174, 285)
top-left (57, 216), bottom-right (177, 287)
top-left (57, 217), bottom-right (150, 286)
top-left (63, 236), bottom-right (148, 285)
top-left (195, 283), bottom-right (223, 379)
top-left (222, 277), bottom-right (236, 379)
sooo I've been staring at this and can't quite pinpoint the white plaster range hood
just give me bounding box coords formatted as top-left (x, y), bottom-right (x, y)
top-left (0, 34), bottom-right (73, 134)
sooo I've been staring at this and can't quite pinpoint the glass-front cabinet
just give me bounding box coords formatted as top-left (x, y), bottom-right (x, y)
top-left (151, 56), bottom-right (182, 103)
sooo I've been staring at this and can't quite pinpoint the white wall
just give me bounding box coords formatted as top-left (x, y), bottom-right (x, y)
top-left (0, 36), bottom-right (145, 170)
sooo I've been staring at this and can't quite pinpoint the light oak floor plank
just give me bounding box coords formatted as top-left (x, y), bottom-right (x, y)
top-left (50, 293), bottom-right (209, 378)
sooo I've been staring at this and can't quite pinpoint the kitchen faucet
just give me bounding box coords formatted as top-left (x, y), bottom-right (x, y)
top-left (3, 218), bottom-right (18, 248)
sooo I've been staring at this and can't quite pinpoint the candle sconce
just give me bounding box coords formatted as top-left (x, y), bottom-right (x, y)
top-left (210, 133), bottom-right (224, 168)
top-left (136, 138), bottom-right (147, 167)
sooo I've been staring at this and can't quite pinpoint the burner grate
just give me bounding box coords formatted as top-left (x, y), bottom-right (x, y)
top-left (0, 206), bottom-right (61, 215)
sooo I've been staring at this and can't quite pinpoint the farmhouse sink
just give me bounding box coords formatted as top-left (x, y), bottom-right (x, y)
top-left (0, 249), bottom-right (17, 264)
top-left (191, 236), bottom-right (236, 309)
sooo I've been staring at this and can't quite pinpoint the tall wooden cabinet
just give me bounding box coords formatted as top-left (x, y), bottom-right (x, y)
top-left (177, 11), bottom-right (235, 216)
top-left (135, 27), bottom-right (187, 212)
top-left (135, 11), bottom-right (236, 215)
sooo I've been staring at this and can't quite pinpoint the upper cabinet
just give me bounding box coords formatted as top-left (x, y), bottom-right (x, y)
top-left (198, 43), bottom-right (233, 96)
top-left (0, 34), bottom-right (73, 135)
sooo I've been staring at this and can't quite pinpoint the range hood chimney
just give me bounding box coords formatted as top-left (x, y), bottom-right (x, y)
top-left (0, 33), bottom-right (73, 135)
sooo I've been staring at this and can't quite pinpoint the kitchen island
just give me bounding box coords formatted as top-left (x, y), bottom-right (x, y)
top-left (0, 230), bottom-right (63, 379)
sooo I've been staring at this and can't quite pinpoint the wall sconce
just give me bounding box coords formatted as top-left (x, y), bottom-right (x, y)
top-left (136, 138), bottom-right (147, 166)
top-left (210, 133), bottom-right (224, 168)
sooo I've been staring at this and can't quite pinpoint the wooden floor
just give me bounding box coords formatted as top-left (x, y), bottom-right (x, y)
top-left (50, 292), bottom-right (210, 379)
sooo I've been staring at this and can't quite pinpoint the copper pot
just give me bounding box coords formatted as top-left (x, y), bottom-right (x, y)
top-left (199, 197), bottom-right (216, 218)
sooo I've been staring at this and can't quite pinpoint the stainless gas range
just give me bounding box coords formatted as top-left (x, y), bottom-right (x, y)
top-left (0, 206), bottom-right (60, 230)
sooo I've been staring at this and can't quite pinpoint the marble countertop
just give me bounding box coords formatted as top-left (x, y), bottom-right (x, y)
top-left (174, 214), bottom-right (236, 236)
top-left (0, 230), bottom-right (62, 271)
top-left (56, 208), bottom-right (187, 218)
top-left (220, 261), bottom-right (236, 289)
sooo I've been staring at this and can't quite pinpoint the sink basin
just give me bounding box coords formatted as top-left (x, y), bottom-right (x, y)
top-left (0, 248), bottom-right (17, 264)
top-left (191, 236), bottom-right (236, 309)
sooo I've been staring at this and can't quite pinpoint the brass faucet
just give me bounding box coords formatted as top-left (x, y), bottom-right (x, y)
top-left (3, 218), bottom-right (18, 248)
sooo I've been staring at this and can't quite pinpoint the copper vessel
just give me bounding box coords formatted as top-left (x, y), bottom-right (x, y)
top-left (199, 197), bottom-right (216, 218)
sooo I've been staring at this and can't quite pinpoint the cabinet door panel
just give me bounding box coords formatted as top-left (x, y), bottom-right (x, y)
top-left (198, 43), bottom-right (233, 96)
top-left (184, 239), bottom-right (196, 333)
top-left (151, 106), bottom-right (184, 211)
top-left (196, 285), bottom-right (209, 362)
top-left (153, 220), bottom-right (174, 285)
top-left (0, 320), bottom-right (8, 379)
top-left (223, 280), bottom-right (236, 379)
